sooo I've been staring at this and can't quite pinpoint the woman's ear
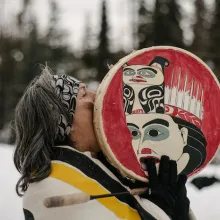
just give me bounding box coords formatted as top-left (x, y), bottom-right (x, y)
top-left (181, 127), bottom-right (188, 145)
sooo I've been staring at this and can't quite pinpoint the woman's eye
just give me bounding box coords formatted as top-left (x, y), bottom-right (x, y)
top-left (147, 129), bottom-right (162, 137)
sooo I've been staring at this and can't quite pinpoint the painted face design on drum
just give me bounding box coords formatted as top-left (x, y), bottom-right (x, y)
top-left (123, 64), bottom-right (164, 86)
top-left (126, 114), bottom-right (190, 174)
top-left (123, 57), bottom-right (169, 115)
top-left (123, 56), bottom-right (169, 86)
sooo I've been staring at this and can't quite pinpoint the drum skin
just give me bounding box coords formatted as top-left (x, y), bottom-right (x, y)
top-left (94, 46), bottom-right (220, 182)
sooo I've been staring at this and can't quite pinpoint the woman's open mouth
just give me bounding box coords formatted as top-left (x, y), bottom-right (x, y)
top-left (140, 156), bottom-right (160, 171)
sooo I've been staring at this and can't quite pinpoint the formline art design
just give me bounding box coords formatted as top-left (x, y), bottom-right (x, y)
top-left (94, 47), bottom-right (220, 181)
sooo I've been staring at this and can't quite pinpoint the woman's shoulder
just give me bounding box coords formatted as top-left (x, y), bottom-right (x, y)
top-left (23, 173), bottom-right (81, 206)
top-left (23, 146), bottom-right (196, 220)
top-left (23, 175), bottom-right (135, 220)
top-left (50, 145), bottom-right (126, 188)
top-left (22, 146), bottom-right (139, 220)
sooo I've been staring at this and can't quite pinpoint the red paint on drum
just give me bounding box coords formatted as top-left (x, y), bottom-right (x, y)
top-left (101, 48), bottom-right (220, 178)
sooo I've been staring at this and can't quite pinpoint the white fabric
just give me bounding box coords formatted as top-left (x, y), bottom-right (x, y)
top-left (23, 146), bottom-right (197, 220)
top-left (23, 177), bottom-right (121, 220)
top-left (135, 196), bottom-right (171, 220)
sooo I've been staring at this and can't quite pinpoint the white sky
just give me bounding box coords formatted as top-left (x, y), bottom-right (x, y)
top-left (0, 0), bottom-right (215, 52)
top-left (0, 0), bottom-right (134, 52)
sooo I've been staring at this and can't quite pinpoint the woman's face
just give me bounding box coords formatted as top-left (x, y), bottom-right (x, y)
top-left (70, 83), bottom-right (100, 153)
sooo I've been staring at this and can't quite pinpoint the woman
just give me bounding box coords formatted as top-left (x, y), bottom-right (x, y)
top-left (14, 67), bottom-right (195, 220)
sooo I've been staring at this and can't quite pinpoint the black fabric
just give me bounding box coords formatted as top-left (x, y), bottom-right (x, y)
top-left (97, 152), bottom-right (148, 189)
top-left (191, 176), bottom-right (220, 190)
top-left (52, 75), bottom-right (80, 143)
top-left (23, 209), bottom-right (35, 220)
top-left (51, 147), bottom-right (157, 220)
top-left (51, 147), bottom-right (136, 209)
top-left (135, 202), bottom-right (157, 220)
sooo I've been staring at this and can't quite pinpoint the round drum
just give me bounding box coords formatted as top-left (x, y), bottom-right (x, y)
top-left (94, 46), bottom-right (220, 182)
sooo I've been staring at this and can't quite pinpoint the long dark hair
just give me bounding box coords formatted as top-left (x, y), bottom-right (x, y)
top-left (13, 67), bottom-right (71, 196)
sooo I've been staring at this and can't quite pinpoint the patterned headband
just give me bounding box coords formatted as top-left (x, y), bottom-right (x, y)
top-left (52, 75), bottom-right (81, 143)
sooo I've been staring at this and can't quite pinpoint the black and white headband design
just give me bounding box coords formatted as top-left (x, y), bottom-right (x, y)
top-left (52, 75), bottom-right (81, 142)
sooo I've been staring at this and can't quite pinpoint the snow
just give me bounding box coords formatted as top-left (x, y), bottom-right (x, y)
top-left (0, 144), bottom-right (23, 220)
top-left (1, 144), bottom-right (220, 220)
top-left (186, 165), bottom-right (220, 220)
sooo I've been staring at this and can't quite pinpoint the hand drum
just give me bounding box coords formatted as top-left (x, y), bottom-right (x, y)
top-left (94, 46), bottom-right (220, 182)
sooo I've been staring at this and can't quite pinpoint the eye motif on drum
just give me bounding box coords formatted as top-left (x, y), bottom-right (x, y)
top-left (123, 56), bottom-right (169, 115)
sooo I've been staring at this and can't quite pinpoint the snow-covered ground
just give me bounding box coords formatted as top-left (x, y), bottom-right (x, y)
top-left (1, 144), bottom-right (220, 220)
top-left (187, 166), bottom-right (220, 220)
top-left (0, 145), bottom-right (23, 220)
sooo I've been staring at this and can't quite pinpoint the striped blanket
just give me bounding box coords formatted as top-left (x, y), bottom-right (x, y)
top-left (23, 146), bottom-right (195, 220)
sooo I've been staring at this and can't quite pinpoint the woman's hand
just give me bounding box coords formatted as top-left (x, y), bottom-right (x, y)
top-left (140, 155), bottom-right (189, 219)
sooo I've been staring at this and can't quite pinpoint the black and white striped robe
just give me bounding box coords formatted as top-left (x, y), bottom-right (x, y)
top-left (23, 146), bottom-right (197, 220)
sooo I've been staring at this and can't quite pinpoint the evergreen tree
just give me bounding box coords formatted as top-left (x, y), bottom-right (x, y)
top-left (43, 0), bottom-right (72, 73)
top-left (22, 17), bottom-right (40, 84)
top-left (82, 13), bottom-right (93, 52)
top-left (0, 35), bottom-right (19, 129)
top-left (46, 0), bottom-right (63, 46)
top-left (129, 0), bottom-right (139, 49)
top-left (152, 0), bottom-right (184, 47)
top-left (0, 0), bottom-right (22, 129)
top-left (137, 0), bottom-right (153, 49)
top-left (16, 0), bottom-right (41, 85)
top-left (97, 0), bottom-right (110, 82)
top-left (210, 0), bottom-right (220, 79)
top-left (191, 0), bottom-right (210, 60)
top-left (17, 0), bottom-right (31, 29)
top-left (82, 13), bottom-right (95, 68)
top-left (79, 13), bottom-right (98, 82)
top-left (0, 0), bottom-right (76, 139)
